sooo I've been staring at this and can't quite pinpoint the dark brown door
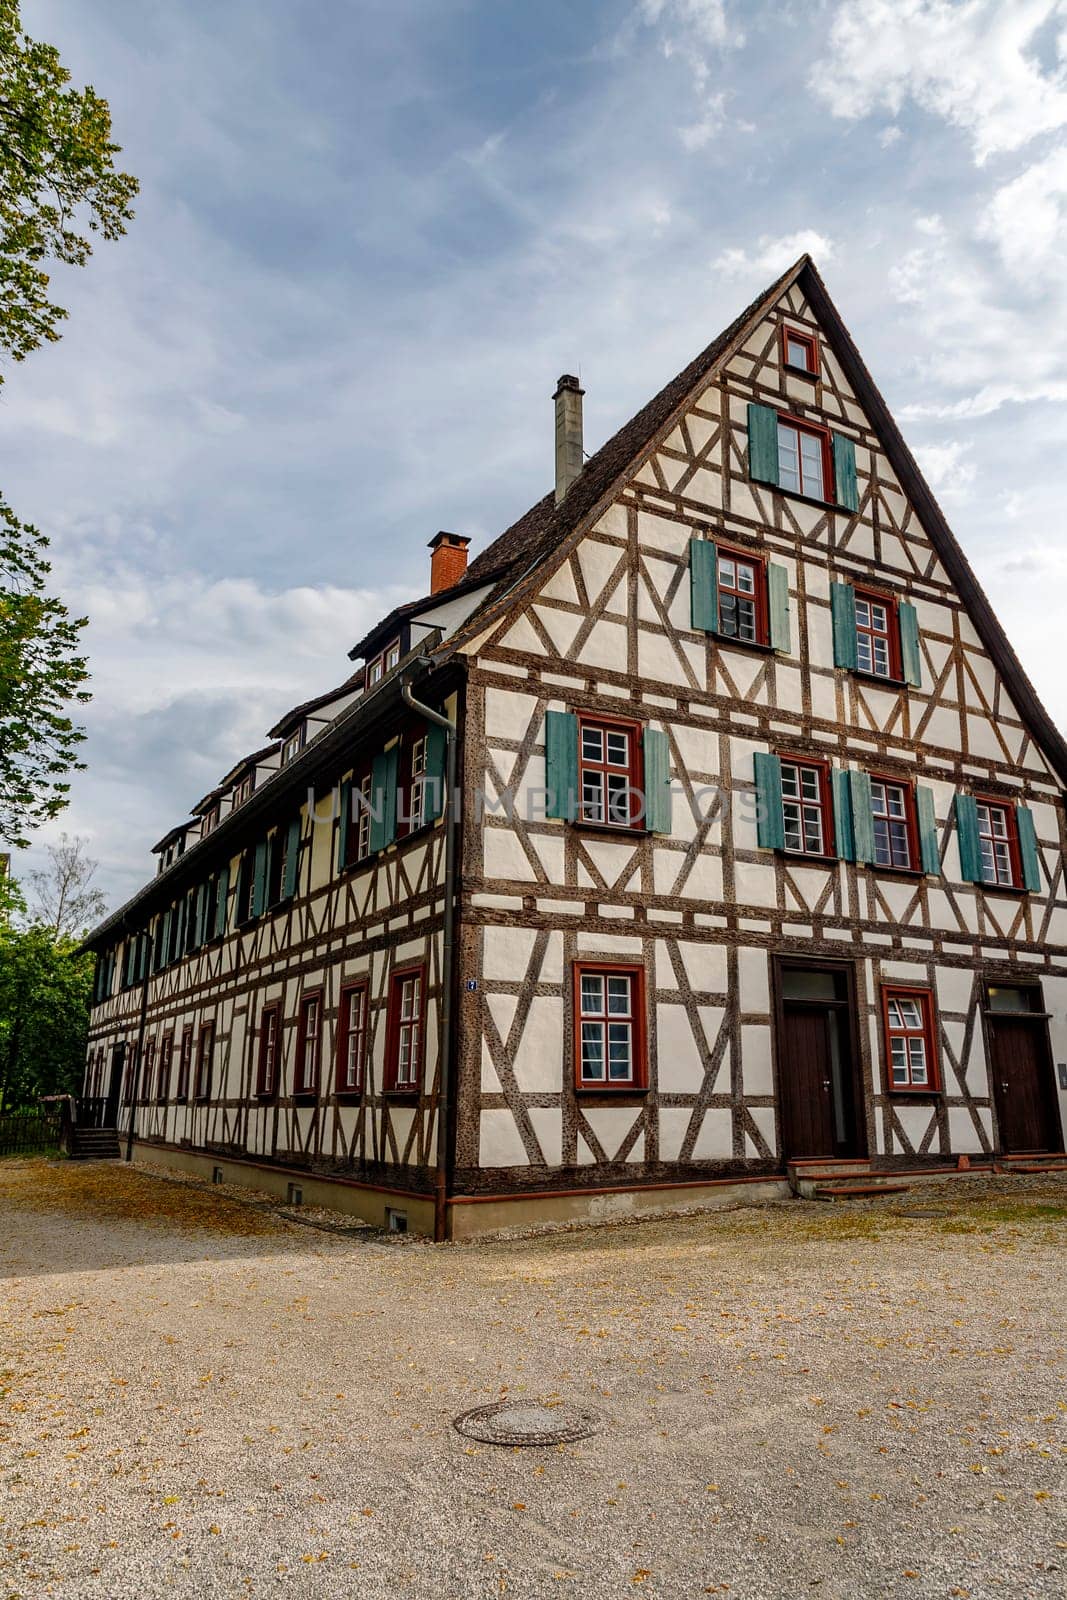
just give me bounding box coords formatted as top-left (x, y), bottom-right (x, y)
top-left (104, 1043), bottom-right (125, 1129)
top-left (988, 1010), bottom-right (1061, 1154)
top-left (776, 965), bottom-right (864, 1160)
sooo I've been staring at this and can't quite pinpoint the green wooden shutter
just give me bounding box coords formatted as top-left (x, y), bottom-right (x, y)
top-left (159, 908), bottom-right (172, 969)
top-left (545, 710), bottom-right (579, 822)
top-left (1016, 805), bottom-right (1041, 892)
top-left (425, 722), bottom-right (448, 820)
top-left (831, 768), bottom-right (854, 861)
top-left (954, 794), bottom-right (982, 883)
top-left (768, 563), bottom-right (791, 653)
top-left (747, 403), bottom-right (779, 486)
top-left (753, 752), bottom-right (785, 850)
top-left (283, 818), bottom-right (301, 900)
top-left (137, 932), bottom-right (149, 982)
top-left (643, 727), bottom-right (671, 835)
top-left (899, 601), bottom-right (922, 688)
top-left (831, 582), bottom-right (858, 669)
top-left (690, 537), bottom-right (718, 632)
top-left (173, 894), bottom-right (186, 957)
top-left (368, 746), bottom-right (399, 852)
top-left (194, 884), bottom-right (209, 949)
top-left (848, 770), bottom-right (875, 864)
top-left (214, 865), bottom-right (230, 938)
top-left (251, 839), bottom-right (269, 917)
top-left (916, 785), bottom-right (940, 875)
top-left (832, 433), bottom-right (859, 512)
top-left (337, 779), bottom-right (351, 871)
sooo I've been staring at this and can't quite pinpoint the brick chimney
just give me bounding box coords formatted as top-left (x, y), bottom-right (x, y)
top-left (428, 530), bottom-right (471, 595)
top-left (554, 374), bottom-right (584, 504)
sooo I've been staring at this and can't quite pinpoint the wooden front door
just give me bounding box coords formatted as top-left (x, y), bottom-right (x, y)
top-left (986, 986), bottom-right (1061, 1154)
top-left (776, 962), bottom-right (864, 1161)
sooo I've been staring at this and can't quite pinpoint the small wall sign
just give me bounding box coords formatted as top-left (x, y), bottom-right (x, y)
top-left (466, 979), bottom-right (478, 992)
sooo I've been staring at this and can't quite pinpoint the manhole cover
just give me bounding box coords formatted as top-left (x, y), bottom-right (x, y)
top-left (453, 1400), bottom-right (603, 1447)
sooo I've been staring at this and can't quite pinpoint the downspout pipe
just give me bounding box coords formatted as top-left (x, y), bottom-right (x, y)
top-left (401, 664), bottom-right (458, 1243)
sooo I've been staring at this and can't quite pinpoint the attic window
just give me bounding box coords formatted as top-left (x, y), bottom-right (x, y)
top-left (781, 325), bottom-right (818, 376)
top-left (368, 638), bottom-right (401, 687)
top-left (232, 771), bottom-right (254, 807)
top-left (281, 726), bottom-right (304, 765)
top-left (201, 804), bottom-right (220, 836)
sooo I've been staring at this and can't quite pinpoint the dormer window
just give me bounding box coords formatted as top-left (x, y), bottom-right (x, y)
top-left (201, 803), bottom-right (220, 836)
top-left (781, 324), bottom-right (818, 376)
top-left (232, 772), bottom-right (254, 807)
top-left (367, 638), bottom-right (401, 686)
top-left (281, 726), bottom-right (303, 765)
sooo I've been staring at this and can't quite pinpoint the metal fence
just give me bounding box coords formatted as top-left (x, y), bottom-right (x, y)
top-left (0, 1105), bottom-right (64, 1158)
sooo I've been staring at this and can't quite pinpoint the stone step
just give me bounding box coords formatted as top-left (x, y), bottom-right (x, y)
top-left (812, 1182), bottom-right (911, 1201)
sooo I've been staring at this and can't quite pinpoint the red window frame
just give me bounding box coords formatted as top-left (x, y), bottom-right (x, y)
top-left (776, 411), bottom-right (833, 502)
top-left (397, 727), bottom-right (430, 840)
top-left (294, 990), bottom-right (323, 1096)
top-left (780, 323), bottom-right (819, 377)
top-left (232, 771), bottom-right (254, 807)
top-left (385, 964), bottom-right (425, 1093)
top-left (974, 797), bottom-right (1022, 889)
top-left (854, 587), bottom-right (902, 680)
top-left (194, 1021), bottom-right (214, 1101)
top-left (343, 765), bottom-right (374, 867)
top-left (715, 542), bottom-right (769, 646)
top-left (869, 774), bottom-right (920, 872)
top-left (336, 979), bottom-right (369, 1094)
top-left (572, 962), bottom-right (648, 1091)
top-left (256, 1003), bottom-right (282, 1098)
top-left (176, 1026), bottom-right (193, 1101)
top-left (157, 1032), bottom-right (173, 1102)
top-left (778, 755), bottom-right (835, 858)
top-left (577, 712), bottom-right (645, 831)
top-left (881, 986), bottom-right (940, 1093)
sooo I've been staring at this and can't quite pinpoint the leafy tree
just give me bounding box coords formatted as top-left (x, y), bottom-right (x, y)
top-left (0, 0), bottom-right (138, 371)
top-left (0, 875), bottom-right (94, 1111)
top-left (0, 0), bottom-right (137, 846)
top-left (23, 830), bottom-right (106, 938)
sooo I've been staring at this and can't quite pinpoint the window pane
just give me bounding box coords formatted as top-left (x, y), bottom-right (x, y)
top-left (786, 336), bottom-right (810, 369)
top-left (908, 1037), bottom-right (927, 1083)
top-left (606, 976), bottom-right (631, 1014)
top-left (887, 998), bottom-right (902, 1028)
top-left (783, 802), bottom-right (802, 853)
top-left (890, 1037), bottom-right (908, 1084)
top-left (777, 424), bottom-right (800, 492)
top-left (800, 432), bottom-right (824, 498)
top-left (718, 557), bottom-right (735, 587)
top-left (581, 1022), bottom-right (605, 1078)
top-left (799, 768), bottom-right (820, 802)
top-left (856, 633), bottom-right (873, 674)
top-left (736, 562), bottom-right (755, 595)
top-left (719, 593), bottom-right (738, 636)
top-left (897, 998), bottom-right (922, 1027)
top-left (606, 731), bottom-right (629, 767)
top-left (872, 636), bottom-right (890, 676)
top-left (737, 596), bottom-right (756, 642)
top-left (780, 763), bottom-right (799, 799)
top-left (581, 727), bottom-right (603, 761)
top-left (581, 974), bottom-right (604, 1014)
top-left (802, 809), bottom-right (824, 853)
top-left (987, 986), bottom-right (1037, 1013)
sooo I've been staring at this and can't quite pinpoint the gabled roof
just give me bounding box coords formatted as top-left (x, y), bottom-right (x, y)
top-left (217, 742), bottom-right (281, 789)
top-left (437, 255), bottom-right (1067, 787)
top-left (347, 568), bottom-right (507, 663)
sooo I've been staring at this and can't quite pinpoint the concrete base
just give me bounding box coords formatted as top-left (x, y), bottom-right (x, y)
top-left (131, 1141), bottom-right (435, 1236)
top-left (447, 1177), bottom-right (792, 1241)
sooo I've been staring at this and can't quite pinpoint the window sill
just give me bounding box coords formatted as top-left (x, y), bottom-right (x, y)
top-left (384, 1087), bottom-right (421, 1102)
top-left (886, 1087), bottom-right (943, 1099)
top-left (255, 1091), bottom-right (277, 1103)
top-left (571, 819), bottom-right (648, 839)
top-left (293, 1089), bottom-right (319, 1103)
top-left (783, 363), bottom-right (818, 383)
top-left (335, 1089), bottom-right (365, 1103)
top-left (851, 669), bottom-right (907, 690)
top-left (978, 882), bottom-right (1029, 898)
top-left (709, 632), bottom-right (776, 657)
top-left (574, 1084), bottom-right (650, 1099)
top-left (769, 485), bottom-right (841, 515)
top-left (864, 862), bottom-right (924, 880)
top-left (780, 851), bottom-right (840, 869)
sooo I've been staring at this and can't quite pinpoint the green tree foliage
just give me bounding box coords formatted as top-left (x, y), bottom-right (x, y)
top-left (0, 0), bottom-right (137, 846)
top-left (0, 875), bottom-right (93, 1110)
top-left (1, 497), bottom-right (90, 845)
top-left (0, 0), bottom-right (138, 371)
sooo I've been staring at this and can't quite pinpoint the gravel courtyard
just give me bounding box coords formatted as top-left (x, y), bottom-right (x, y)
top-left (0, 1161), bottom-right (1064, 1600)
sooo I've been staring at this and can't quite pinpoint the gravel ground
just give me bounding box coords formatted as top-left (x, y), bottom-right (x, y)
top-left (0, 1161), bottom-right (1064, 1600)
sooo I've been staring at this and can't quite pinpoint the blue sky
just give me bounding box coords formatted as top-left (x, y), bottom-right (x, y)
top-left (8, 0), bottom-right (1067, 905)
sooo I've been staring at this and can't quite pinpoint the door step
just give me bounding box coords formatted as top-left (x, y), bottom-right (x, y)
top-left (788, 1158), bottom-right (871, 1198)
top-left (812, 1182), bottom-right (911, 1202)
top-left (70, 1129), bottom-right (121, 1160)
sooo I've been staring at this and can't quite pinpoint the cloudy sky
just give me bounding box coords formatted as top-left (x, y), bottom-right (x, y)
top-left (7, 0), bottom-right (1067, 907)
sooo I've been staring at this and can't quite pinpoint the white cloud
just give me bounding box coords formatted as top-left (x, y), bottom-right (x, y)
top-left (813, 0), bottom-right (1067, 164)
top-left (712, 230), bottom-right (835, 277)
top-left (879, 125), bottom-right (902, 148)
top-left (911, 439), bottom-right (976, 498)
top-left (979, 143), bottom-right (1067, 277)
top-left (679, 93), bottom-right (727, 149)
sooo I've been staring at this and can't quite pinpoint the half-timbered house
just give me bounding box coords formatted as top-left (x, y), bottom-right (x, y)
top-left (82, 256), bottom-right (1067, 1237)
